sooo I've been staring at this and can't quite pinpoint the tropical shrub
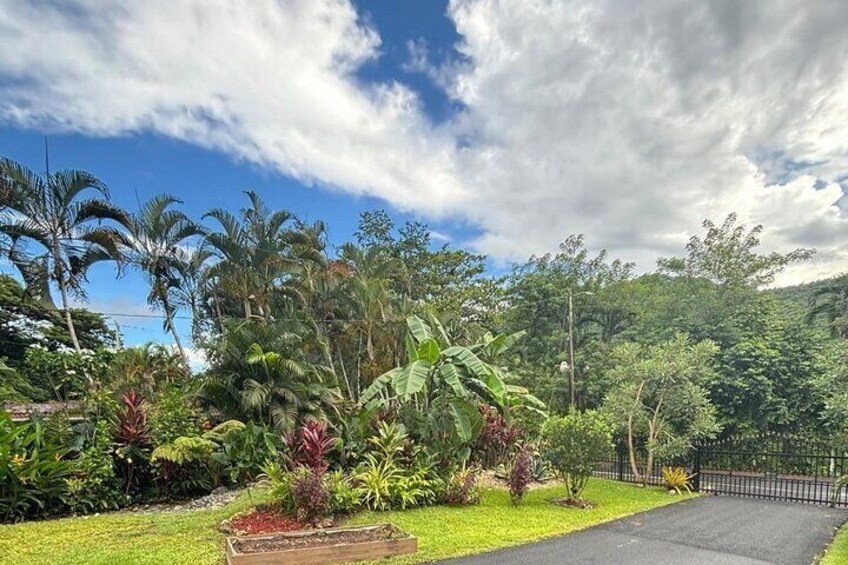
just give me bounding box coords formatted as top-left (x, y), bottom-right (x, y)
top-left (442, 466), bottom-right (481, 506)
top-left (200, 326), bottom-right (339, 434)
top-left (325, 470), bottom-right (359, 515)
top-left (662, 466), bottom-right (695, 495)
top-left (148, 385), bottom-right (202, 445)
top-left (151, 436), bottom-right (217, 497)
top-left (542, 410), bottom-right (613, 501)
top-left (286, 419), bottom-right (336, 473)
top-left (217, 421), bottom-right (282, 485)
top-left (260, 461), bottom-right (295, 513)
top-left (508, 444), bottom-right (532, 505)
top-left (362, 316), bottom-right (542, 446)
top-left (473, 405), bottom-right (521, 469)
top-left (20, 346), bottom-right (112, 402)
top-left (0, 414), bottom-right (73, 522)
top-left (66, 420), bottom-right (123, 513)
top-left (113, 390), bottom-right (153, 496)
top-left (290, 467), bottom-right (329, 524)
top-left (353, 454), bottom-right (436, 511)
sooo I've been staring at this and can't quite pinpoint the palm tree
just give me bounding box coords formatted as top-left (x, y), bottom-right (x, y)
top-left (338, 243), bottom-right (400, 400)
top-left (808, 274), bottom-right (848, 338)
top-left (0, 157), bottom-right (128, 350)
top-left (199, 321), bottom-right (339, 433)
top-left (203, 191), bottom-right (302, 320)
top-left (123, 195), bottom-right (201, 361)
top-left (172, 245), bottom-right (214, 340)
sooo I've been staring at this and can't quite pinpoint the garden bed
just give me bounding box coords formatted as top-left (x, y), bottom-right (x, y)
top-left (226, 523), bottom-right (416, 564)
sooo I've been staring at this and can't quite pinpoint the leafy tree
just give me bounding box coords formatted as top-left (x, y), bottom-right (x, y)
top-left (504, 235), bottom-right (633, 412)
top-left (0, 275), bottom-right (111, 364)
top-left (0, 157), bottom-right (128, 350)
top-left (602, 335), bottom-right (720, 485)
top-left (657, 213), bottom-right (813, 288)
top-left (123, 195), bottom-right (201, 360)
top-left (711, 297), bottom-right (828, 435)
top-left (807, 274), bottom-right (848, 339)
top-left (354, 210), bottom-right (490, 321)
top-left (542, 411), bottom-right (613, 501)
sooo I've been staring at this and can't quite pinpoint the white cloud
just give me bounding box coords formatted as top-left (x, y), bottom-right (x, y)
top-left (2, 0), bottom-right (848, 285)
top-left (0, 0), bottom-right (465, 215)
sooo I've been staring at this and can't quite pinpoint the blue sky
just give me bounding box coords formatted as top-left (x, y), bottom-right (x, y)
top-left (3, 0), bottom-right (848, 355)
top-left (0, 0), bottom-right (474, 350)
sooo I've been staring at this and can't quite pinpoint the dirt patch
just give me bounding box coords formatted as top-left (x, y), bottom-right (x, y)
top-left (233, 525), bottom-right (408, 554)
top-left (478, 469), bottom-right (561, 491)
top-left (550, 497), bottom-right (594, 509)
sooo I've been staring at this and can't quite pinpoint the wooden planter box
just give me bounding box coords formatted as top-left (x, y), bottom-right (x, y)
top-left (226, 523), bottom-right (417, 565)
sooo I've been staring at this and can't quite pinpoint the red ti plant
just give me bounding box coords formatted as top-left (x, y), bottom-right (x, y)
top-left (286, 419), bottom-right (337, 473)
top-left (509, 443), bottom-right (533, 505)
top-left (114, 390), bottom-right (152, 495)
top-left (473, 405), bottom-right (521, 469)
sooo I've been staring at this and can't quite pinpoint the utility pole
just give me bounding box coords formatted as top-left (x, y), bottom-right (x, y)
top-left (568, 291), bottom-right (576, 408)
top-left (567, 290), bottom-right (593, 410)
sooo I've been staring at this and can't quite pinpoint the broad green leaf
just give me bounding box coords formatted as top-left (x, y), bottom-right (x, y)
top-left (505, 384), bottom-right (530, 395)
top-left (406, 315), bottom-right (432, 343)
top-left (392, 360), bottom-right (430, 397)
top-left (448, 398), bottom-right (475, 442)
top-left (427, 312), bottom-right (451, 346)
top-left (485, 366), bottom-right (507, 404)
top-left (439, 363), bottom-right (467, 397)
top-left (489, 330), bottom-right (526, 357)
top-left (361, 368), bottom-right (399, 403)
top-left (416, 338), bottom-right (441, 364)
top-left (443, 346), bottom-right (488, 379)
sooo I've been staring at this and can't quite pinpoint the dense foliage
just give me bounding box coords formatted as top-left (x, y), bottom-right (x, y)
top-left (2, 153), bottom-right (846, 524)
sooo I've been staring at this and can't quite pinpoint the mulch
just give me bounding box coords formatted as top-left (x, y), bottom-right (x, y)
top-left (229, 509), bottom-right (306, 536)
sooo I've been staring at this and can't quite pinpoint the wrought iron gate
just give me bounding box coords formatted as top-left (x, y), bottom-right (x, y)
top-left (695, 434), bottom-right (848, 507)
top-left (595, 433), bottom-right (848, 507)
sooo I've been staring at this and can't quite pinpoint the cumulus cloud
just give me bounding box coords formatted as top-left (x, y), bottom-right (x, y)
top-left (442, 0), bottom-right (848, 284)
top-left (0, 0), bottom-right (465, 214)
top-left (1, 0), bottom-right (848, 285)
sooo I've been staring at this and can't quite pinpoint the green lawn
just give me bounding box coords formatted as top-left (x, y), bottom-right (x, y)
top-left (0, 479), bottom-right (689, 565)
top-left (822, 524), bottom-right (848, 565)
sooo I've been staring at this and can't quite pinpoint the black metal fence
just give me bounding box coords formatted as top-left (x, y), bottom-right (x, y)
top-left (697, 434), bottom-right (848, 507)
top-left (594, 433), bottom-right (848, 507)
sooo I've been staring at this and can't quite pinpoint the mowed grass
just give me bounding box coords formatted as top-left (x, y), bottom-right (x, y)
top-left (0, 489), bottom-right (269, 565)
top-left (0, 479), bottom-right (689, 565)
top-left (348, 479), bottom-right (690, 564)
top-left (822, 524), bottom-right (848, 565)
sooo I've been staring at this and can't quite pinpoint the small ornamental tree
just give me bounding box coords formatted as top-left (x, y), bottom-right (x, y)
top-left (602, 335), bottom-right (720, 486)
top-left (542, 410), bottom-right (612, 501)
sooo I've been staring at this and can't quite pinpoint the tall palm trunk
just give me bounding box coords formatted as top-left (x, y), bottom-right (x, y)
top-left (169, 323), bottom-right (188, 365)
top-left (59, 281), bottom-right (81, 351)
top-left (54, 241), bottom-right (81, 351)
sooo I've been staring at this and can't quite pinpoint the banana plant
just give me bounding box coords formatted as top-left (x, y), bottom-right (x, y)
top-left (361, 315), bottom-right (545, 442)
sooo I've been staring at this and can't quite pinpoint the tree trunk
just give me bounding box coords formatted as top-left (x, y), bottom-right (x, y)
top-left (243, 297), bottom-right (252, 320)
top-left (58, 278), bottom-right (81, 351)
top-left (169, 321), bottom-right (188, 367)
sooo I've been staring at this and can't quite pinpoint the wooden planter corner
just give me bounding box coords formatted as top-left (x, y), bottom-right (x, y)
top-left (226, 523), bottom-right (417, 565)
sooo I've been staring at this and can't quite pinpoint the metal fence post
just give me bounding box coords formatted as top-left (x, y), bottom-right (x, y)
top-left (693, 443), bottom-right (701, 492)
top-left (617, 442), bottom-right (624, 482)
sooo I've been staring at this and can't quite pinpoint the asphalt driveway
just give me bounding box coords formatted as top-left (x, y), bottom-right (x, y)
top-left (438, 496), bottom-right (848, 565)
